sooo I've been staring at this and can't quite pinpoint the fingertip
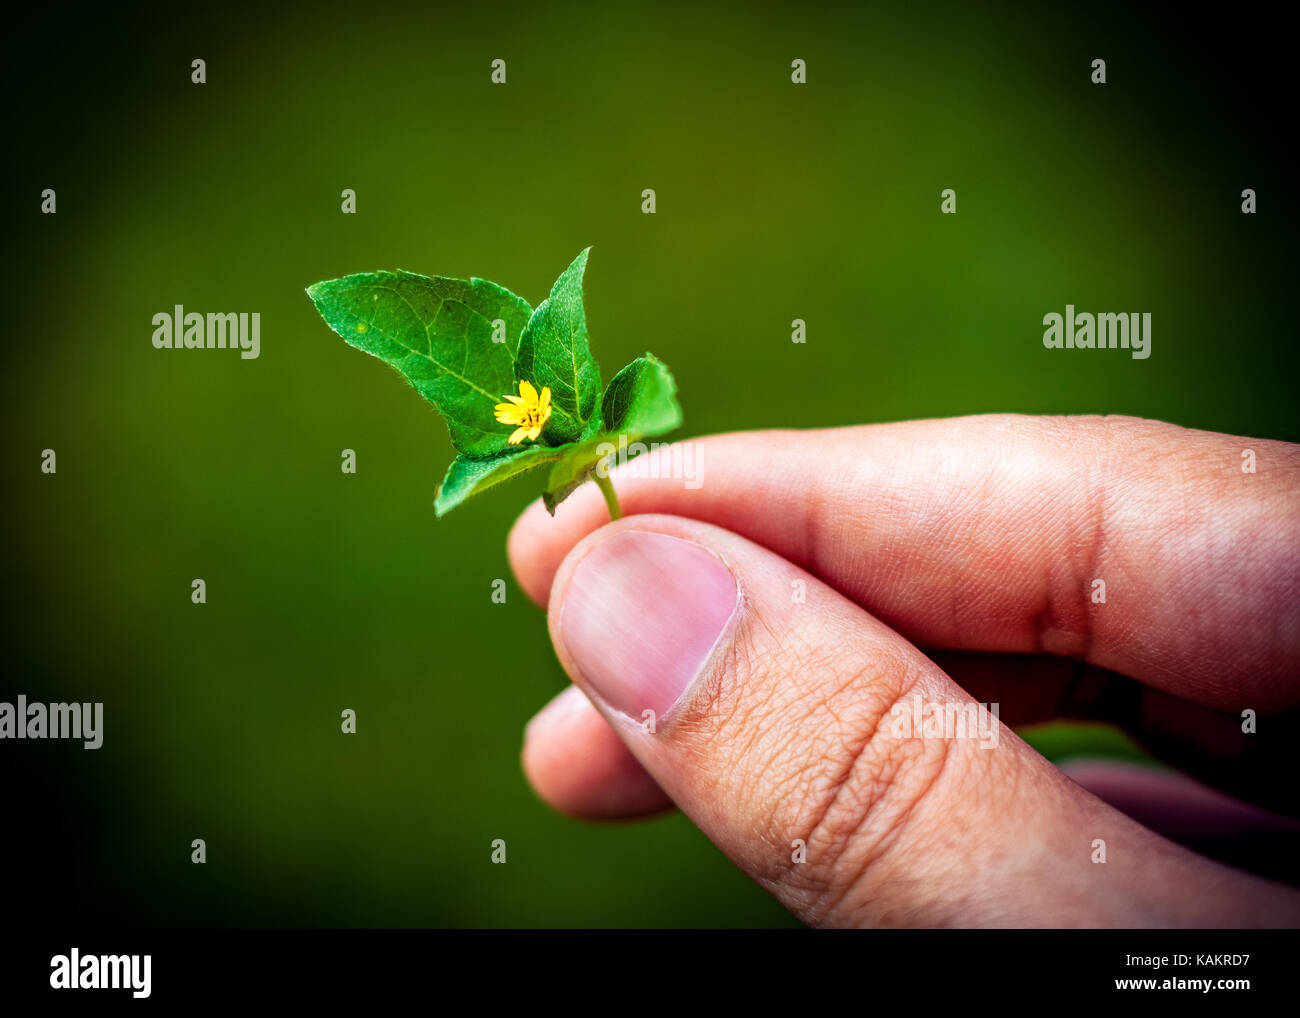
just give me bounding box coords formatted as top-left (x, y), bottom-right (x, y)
top-left (521, 684), bottom-right (674, 820)
top-left (507, 483), bottom-right (628, 608)
top-left (507, 499), bottom-right (554, 607)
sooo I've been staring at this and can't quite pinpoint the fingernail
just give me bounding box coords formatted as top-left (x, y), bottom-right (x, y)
top-left (558, 530), bottom-right (739, 721)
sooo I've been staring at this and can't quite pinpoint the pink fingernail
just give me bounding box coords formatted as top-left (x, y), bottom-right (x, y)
top-left (559, 530), bottom-right (739, 721)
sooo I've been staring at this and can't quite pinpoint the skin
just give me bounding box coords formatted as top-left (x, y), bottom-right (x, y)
top-left (512, 415), bottom-right (1300, 927)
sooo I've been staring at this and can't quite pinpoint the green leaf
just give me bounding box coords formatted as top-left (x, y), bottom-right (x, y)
top-left (515, 248), bottom-right (602, 444)
top-left (538, 355), bottom-right (684, 514)
top-left (469, 278), bottom-right (534, 360)
top-left (540, 437), bottom-right (612, 514)
top-left (435, 445), bottom-right (564, 517)
top-left (310, 253), bottom-right (687, 522)
top-left (600, 353), bottom-right (683, 436)
top-left (307, 271), bottom-right (531, 457)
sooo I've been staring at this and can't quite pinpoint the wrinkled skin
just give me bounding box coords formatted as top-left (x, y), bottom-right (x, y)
top-left (515, 416), bottom-right (1300, 927)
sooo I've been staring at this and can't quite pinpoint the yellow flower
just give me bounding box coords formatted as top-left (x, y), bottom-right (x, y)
top-left (494, 380), bottom-right (552, 445)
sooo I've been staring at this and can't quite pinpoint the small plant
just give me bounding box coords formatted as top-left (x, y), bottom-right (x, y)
top-left (307, 249), bottom-right (682, 518)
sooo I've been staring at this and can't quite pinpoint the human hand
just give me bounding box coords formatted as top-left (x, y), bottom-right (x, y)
top-left (513, 415), bottom-right (1300, 927)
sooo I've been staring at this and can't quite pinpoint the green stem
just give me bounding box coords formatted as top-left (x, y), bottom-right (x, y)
top-left (593, 469), bottom-right (622, 521)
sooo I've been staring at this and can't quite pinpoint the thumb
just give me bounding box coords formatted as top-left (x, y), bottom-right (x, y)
top-left (543, 514), bottom-right (1299, 927)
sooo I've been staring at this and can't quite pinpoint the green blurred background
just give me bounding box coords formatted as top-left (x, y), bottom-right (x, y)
top-left (3, 1), bottom-right (1295, 926)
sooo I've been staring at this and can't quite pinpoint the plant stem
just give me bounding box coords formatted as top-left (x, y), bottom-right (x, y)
top-left (594, 470), bottom-right (622, 520)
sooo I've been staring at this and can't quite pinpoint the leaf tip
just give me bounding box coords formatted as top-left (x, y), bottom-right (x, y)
top-left (565, 247), bottom-right (592, 276)
top-left (305, 279), bottom-right (332, 307)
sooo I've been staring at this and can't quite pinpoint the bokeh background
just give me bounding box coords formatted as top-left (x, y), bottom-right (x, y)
top-left (3, 1), bottom-right (1295, 927)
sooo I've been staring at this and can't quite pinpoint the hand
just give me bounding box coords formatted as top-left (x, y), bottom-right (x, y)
top-left (512, 415), bottom-right (1300, 927)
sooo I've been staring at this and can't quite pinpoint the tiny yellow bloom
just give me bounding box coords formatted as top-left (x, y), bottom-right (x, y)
top-left (494, 380), bottom-right (552, 445)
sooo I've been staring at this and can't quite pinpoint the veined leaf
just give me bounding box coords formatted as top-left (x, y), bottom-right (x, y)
top-left (307, 271), bottom-right (531, 457)
top-left (539, 355), bottom-right (684, 514)
top-left (540, 436), bottom-right (612, 514)
top-left (601, 353), bottom-right (683, 436)
top-left (435, 445), bottom-right (564, 517)
top-left (516, 248), bottom-right (602, 444)
top-left (308, 252), bottom-right (686, 521)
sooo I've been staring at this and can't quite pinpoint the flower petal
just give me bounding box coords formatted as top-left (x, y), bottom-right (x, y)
top-left (518, 380), bottom-right (538, 404)
top-left (538, 386), bottom-right (551, 414)
top-left (508, 426), bottom-right (529, 445)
